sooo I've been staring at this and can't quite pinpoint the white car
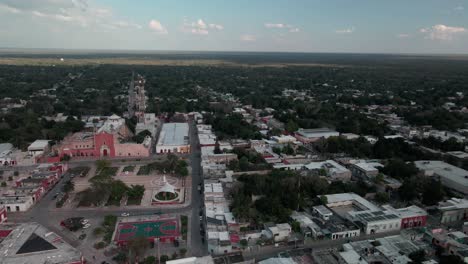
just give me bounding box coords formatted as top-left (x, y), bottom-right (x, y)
top-left (81, 219), bottom-right (89, 225)
top-left (121, 213), bottom-right (130, 217)
top-left (83, 223), bottom-right (91, 229)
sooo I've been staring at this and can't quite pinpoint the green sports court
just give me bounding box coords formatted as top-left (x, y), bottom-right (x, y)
top-left (113, 217), bottom-right (180, 245)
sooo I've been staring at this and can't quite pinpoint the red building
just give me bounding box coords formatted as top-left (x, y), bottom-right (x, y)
top-left (51, 115), bottom-right (151, 160)
top-left (383, 205), bottom-right (427, 229)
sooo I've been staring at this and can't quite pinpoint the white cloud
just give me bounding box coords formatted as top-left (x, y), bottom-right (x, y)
top-left (209, 23), bottom-right (223, 30)
top-left (420, 24), bottom-right (466, 40)
top-left (397, 33), bottom-right (410, 38)
top-left (265, 23), bottom-right (286, 29)
top-left (182, 18), bottom-right (223, 35)
top-left (454, 6), bottom-right (464, 11)
top-left (336, 27), bottom-right (355, 34)
top-left (264, 23), bottom-right (299, 33)
top-left (148, 19), bottom-right (168, 34)
top-left (0, 3), bottom-right (21, 13)
top-left (1, 0), bottom-right (141, 31)
top-left (240, 34), bottom-right (256, 42)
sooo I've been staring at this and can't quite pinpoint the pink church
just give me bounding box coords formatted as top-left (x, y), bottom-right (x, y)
top-left (53, 114), bottom-right (152, 159)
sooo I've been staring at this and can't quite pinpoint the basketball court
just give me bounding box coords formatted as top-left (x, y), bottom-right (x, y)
top-left (113, 217), bottom-right (180, 245)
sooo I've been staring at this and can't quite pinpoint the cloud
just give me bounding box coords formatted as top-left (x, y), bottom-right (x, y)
top-left (264, 23), bottom-right (300, 33)
top-left (209, 23), bottom-right (223, 30)
top-left (420, 24), bottom-right (466, 40)
top-left (240, 34), bottom-right (256, 42)
top-left (1, 0), bottom-right (140, 31)
top-left (265, 23), bottom-right (286, 29)
top-left (0, 3), bottom-right (22, 13)
top-left (182, 18), bottom-right (223, 35)
top-left (397, 33), bottom-right (410, 38)
top-left (148, 19), bottom-right (168, 34)
top-left (454, 6), bottom-right (464, 11)
top-left (335, 27), bottom-right (355, 34)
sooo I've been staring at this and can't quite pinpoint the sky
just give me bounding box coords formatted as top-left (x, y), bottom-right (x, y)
top-left (1, 0), bottom-right (468, 54)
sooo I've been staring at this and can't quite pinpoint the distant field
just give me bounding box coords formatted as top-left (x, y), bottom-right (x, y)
top-left (0, 57), bottom-right (346, 68)
top-left (1, 50), bottom-right (468, 68)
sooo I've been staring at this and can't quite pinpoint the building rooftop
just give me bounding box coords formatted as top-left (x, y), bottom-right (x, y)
top-left (414, 160), bottom-right (468, 189)
top-left (446, 151), bottom-right (468, 159)
top-left (0, 222), bottom-right (82, 264)
top-left (167, 256), bottom-right (214, 264)
top-left (296, 128), bottom-right (338, 138)
top-left (324, 193), bottom-right (381, 212)
top-left (353, 162), bottom-right (384, 172)
top-left (157, 123), bottom-right (189, 146)
top-left (0, 143), bottom-right (13, 157)
top-left (27, 140), bottom-right (50, 151)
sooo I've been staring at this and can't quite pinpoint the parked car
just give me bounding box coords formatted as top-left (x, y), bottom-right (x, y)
top-left (78, 234), bottom-right (86, 240)
top-left (121, 212), bottom-right (130, 217)
top-left (83, 224), bottom-right (91, 229)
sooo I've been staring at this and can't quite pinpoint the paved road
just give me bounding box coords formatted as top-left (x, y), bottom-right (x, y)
top-left (188, 119), bottom-right (207, 256)
top-left (7, 118), bottom-right (207, 261)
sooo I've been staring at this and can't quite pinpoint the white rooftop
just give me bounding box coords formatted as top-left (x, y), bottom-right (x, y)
top-left (415, 160), bottom-right (468, 190)
top-left (27, 140), bottom-right (49, 150)
top-left (157, 123), bottom-right (189, 146)
top-left (325, 193), bottom-right (381, 212)
top-left (353, 162), bottom-right (383, 172)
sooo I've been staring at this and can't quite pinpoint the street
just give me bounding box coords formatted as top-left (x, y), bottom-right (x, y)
top-left (6, 118), bottom-right (207, 262)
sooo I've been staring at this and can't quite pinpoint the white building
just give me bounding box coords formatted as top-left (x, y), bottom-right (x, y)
top-left (264, 223), bottom-right (292, 242)
top-left (415, 160), bottom-right (468, 195)
top-left (27, 140), bottom-right (50, 157)
top-left (295, 128), bottom-right (339, 143)
top-left (0, 195), bottom-right (34, 212)
top-left (156, 123), bottom-right (190, 154)
top-left (350, 161), bottom-right (384, 180)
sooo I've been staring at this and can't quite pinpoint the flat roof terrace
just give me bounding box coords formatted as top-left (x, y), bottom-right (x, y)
top-left (157, 123), bottom-right (189, 147)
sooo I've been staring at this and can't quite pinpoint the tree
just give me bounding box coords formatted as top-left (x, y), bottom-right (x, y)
top-left (291, 221), bottom-right (301, 233)
top-left (62, 180), bottom-right (74, 193)
top-left (95, 159), bottom-right (111, 171)
top-left (143, 256), bottom-right (156, 264)
top-left (112, 252), bottom-right (128, 264)
top-left (160, 255), bottom-right (169, 263)
top-left (239, 156), bottom-right (249, 171)
top-left (422, 179), bottom-right (445, 206)
top-left (240, 239), bottom-right (248, 248)
top-left (316, 196), bottom-right (326, 206)
top-left (286, 119), bottom-right (299, 133)
top-left (175, 160), bottom-right (189, 177)
top-left (381, 159), bottom-right (418, 179)
top-left (408, 249), bottom-right (426, 264)
top-left (60, 154), bottom-right (71, 162)
top-left (214, 140), bottom-right (222, 154)
top-left (375, 192), bottom-right (390, 204)
top-left (127, 236), bottom-right (149, 262)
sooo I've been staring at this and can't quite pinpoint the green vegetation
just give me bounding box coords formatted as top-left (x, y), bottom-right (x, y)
top-left (68, 166), bottom-right (90, 177)
top-left (180, 215), bottom-right (188, 240)
top-left (155, 192), bottom-right (178, 201)
top-left (122, 165), bottom-right (135, 173)
top-left (204, 113), bottom-right (262, 140)
top-left (137, 154), bottom-right (189, 177)
top-left (230, 170), bottom-right (375, 224)
top-left (227, 148), bottom-right (270, 172)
